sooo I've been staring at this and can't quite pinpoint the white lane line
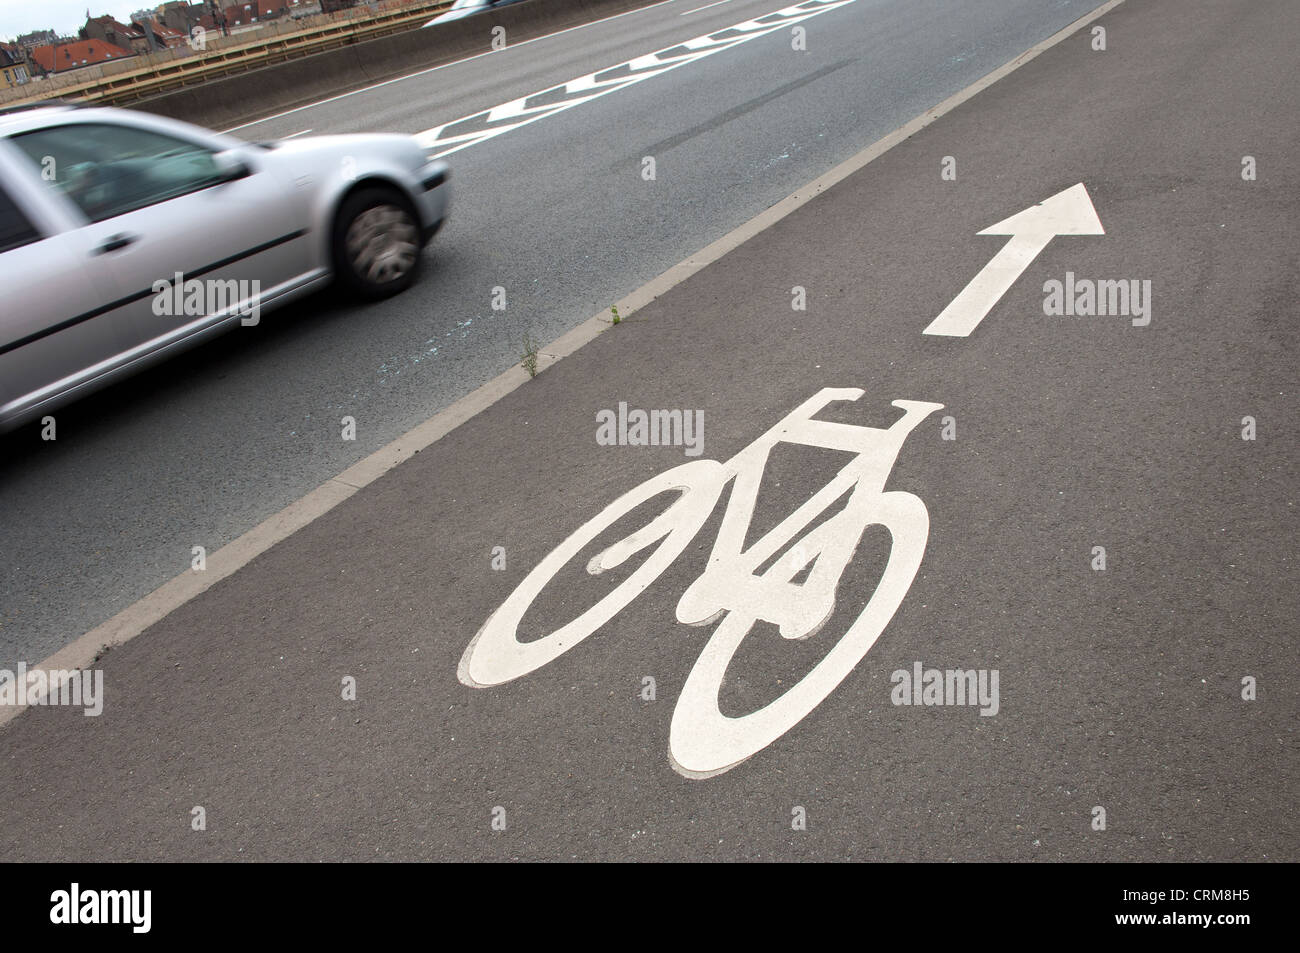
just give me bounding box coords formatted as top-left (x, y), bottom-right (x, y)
top-left (681, 0), bottom-right (733, 14)
top-left (222, 0), bottom-right (683, 133)
top-left (2, 0), bottom-right (1127, 732)
top-left (416, 0), bottom-right (858, 160)
top-left (282, 128), bottom-right (313, 138)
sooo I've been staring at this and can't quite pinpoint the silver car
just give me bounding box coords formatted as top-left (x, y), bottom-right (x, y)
top-left (0, 103), bottom-right (450, 432)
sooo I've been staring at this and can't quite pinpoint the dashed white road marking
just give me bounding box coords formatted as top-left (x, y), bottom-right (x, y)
top-left (222, 0), bottom-right (683, 133)
top-left (415, 0), bottom-right (858, 160)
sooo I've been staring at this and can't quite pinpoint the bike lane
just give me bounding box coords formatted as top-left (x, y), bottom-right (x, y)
top-left (1, 0), bottom-right (1295, 860)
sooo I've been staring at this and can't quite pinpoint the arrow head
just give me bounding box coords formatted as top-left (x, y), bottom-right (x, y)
top-left (977, 182), bottom-right (1104, 237)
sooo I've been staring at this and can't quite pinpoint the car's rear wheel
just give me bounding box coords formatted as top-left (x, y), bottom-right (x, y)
top-left (332, 187), bottom-right (422, 299)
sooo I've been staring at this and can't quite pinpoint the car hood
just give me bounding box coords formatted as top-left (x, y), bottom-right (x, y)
top-left (259, 132), bottom-right (416, 155)
top-left (255, 132), bottom-right (424, 166)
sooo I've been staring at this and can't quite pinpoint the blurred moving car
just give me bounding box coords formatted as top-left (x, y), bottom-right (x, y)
top-left (424, 0), bottom-right (531, 26)
top-left (0, 103), bottom-right (450, 433)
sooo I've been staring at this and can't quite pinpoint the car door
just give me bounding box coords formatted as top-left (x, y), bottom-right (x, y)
top-left (0, 154), bottom-right (134, 430)
top-left (7, 119), bottom-right (312, 360)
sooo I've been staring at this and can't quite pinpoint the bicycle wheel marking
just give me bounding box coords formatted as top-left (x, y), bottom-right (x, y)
top-left (460, 389), bottom-right (941, 777)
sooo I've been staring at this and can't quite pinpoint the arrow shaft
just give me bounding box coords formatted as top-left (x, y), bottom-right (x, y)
top-left (923, 232), bottom-right (1055, 337)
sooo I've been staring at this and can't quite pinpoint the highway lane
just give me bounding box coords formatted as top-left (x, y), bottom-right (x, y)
top-left (0, 0), bottom-right (1112, 669)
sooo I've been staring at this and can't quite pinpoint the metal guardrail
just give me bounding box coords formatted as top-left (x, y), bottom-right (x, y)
top-left (6, 0), bottom-right (452, 107)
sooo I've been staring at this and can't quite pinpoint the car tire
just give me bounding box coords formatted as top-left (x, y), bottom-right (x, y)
top-left (332, 186), bottom-right (423, 300)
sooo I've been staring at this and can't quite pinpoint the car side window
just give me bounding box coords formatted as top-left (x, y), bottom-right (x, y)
top-left (11, 123), bottom-right (225, 224)
top-left (0, 183), bottom-right (41, 253)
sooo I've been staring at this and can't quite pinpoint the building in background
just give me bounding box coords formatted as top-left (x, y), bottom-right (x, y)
top-left (221, 3), bottom-right (291, 27)
top-left (157, 2), bottom-right (219, 36)
top-left (133, 20), bottom-right (190, 51)
top-left (82, 15), bottom-right (145, 51)
top-left (83, 14), bottom-right (188, 55)
top-left (0, 44), bottom-right (31, 89)
top-left (5, 0), bottom-right (371, 80)
top-left (13, 30), bottom-right (60, 52)
top-left (30, 39), bottom-right (134, 75)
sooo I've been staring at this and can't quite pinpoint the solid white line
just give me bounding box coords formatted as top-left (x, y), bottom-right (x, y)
top-left (282, 128), bottom-right (313, 138)
top-left (681, 0), bottom-right (732, 14)
top-left (2, 0), bottom-right (1127, 731)
top-left (222, 0), bottom-right (684, 133)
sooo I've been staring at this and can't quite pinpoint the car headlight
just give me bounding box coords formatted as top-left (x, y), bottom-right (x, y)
top-left (420, 161), bottom-right (450, 191)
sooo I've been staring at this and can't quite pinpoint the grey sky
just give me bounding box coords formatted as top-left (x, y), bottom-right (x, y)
top-left (0, 1), bottom-right (147, 40)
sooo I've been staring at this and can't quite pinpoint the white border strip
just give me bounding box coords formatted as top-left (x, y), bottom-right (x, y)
top-left (2, 0), bottom-right (1124, 730)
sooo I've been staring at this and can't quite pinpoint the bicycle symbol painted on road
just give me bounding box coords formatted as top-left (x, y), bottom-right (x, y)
top-left (460, 388), bottom-right (942, 778)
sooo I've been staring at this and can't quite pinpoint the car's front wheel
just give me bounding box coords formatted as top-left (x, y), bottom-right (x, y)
top-left (332, 187), bottom-right (422, 299)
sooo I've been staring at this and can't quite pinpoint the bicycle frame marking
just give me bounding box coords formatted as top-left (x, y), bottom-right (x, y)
top-left (460, 389), bottom-right (942, 778)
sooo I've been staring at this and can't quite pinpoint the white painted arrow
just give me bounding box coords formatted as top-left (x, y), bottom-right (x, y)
top-left (923, 183), bottom-right (1104, 337)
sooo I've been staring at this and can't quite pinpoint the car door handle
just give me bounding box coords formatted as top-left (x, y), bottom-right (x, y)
top-left (93, 233), bottom-right (138, 255)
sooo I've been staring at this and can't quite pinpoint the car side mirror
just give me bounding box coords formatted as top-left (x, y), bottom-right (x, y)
top-left (212, 149), bottom-right (253, 183)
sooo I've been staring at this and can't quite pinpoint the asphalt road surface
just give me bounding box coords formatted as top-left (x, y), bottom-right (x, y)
top-left (2, 0), bottom-right (1116, 670)
top-left (0, 0), bottom-right (1296, 862)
